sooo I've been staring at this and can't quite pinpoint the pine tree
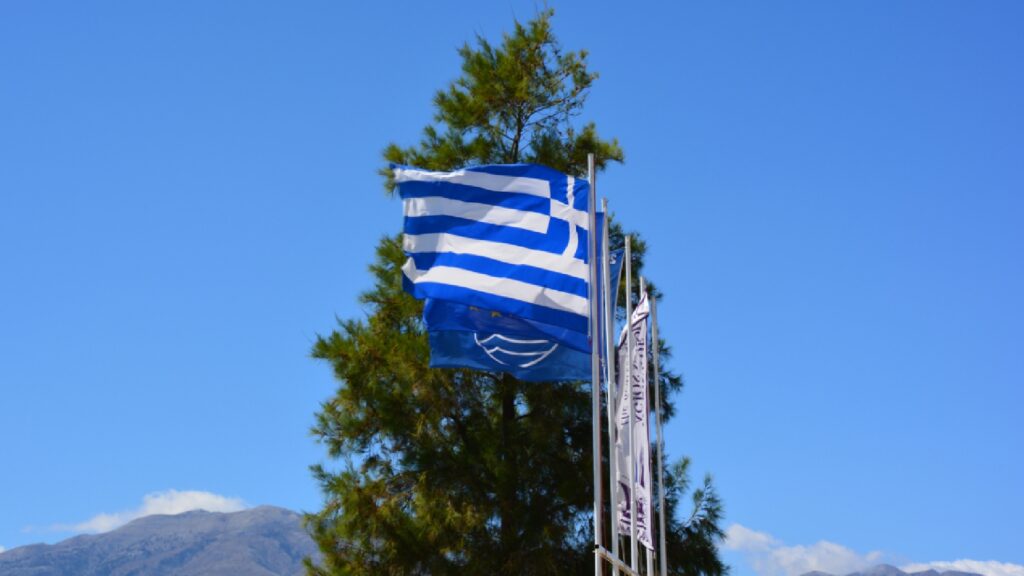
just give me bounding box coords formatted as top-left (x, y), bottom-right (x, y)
top-left (305, 10), bottom-right (727, 575)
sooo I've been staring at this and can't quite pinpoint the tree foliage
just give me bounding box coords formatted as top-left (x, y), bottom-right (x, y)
top-left (381, 10), bottom-right (622, 184)
top-left (305, 10), bottom-right (726, 575)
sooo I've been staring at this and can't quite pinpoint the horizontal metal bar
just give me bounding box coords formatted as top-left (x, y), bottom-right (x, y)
top-left (594, 545), bottom-right (641, 576)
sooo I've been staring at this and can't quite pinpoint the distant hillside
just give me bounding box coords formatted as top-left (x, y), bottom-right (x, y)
top-left (0, 506), bottom-right (318, 576)
top-left (802, 564), bottom-right (983, 576)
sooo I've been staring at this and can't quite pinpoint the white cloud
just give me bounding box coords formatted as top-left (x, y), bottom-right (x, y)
top-left (55, 490), bottom-right (247, 534)
top-left (0, 545), bottom-right (6, 553)
top-left (725, 524), bottom-right (883, 576)
top-left (903, 561), bottom-right (1024, 576)
top-left (725, 524), bottom-right (1024, 576)
top-left (725, 523), bottom-right (780, 552)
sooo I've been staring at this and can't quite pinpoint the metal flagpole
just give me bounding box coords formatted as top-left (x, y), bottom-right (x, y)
top-left (640, 277), bottom-right (654, 576)
top-left (624, 236), bottom-right (639, 573)
top-left (651, 292), bottom-right (668, 576)
top-left (602, 198), bottom-right (621, 576)
top-left (588, 154), bottom-right (603, 576)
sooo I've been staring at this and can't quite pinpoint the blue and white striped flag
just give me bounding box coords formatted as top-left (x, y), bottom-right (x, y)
top-left (396, 163), bottom-right (592, 338)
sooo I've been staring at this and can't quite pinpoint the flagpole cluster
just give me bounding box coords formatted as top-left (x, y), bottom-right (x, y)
top-left (589, 157), bottom-right (672, 576)
top-left (393, 155), bottom-right (675, 575)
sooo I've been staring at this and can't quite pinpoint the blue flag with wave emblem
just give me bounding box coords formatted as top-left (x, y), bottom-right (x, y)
top-left (424, 246), bottom-right (620, 381)
top-left (428, 331), bottom-right (591, 382)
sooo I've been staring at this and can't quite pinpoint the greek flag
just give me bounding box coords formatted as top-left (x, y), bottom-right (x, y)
top-left (396, 163), bottom-right (592, 337)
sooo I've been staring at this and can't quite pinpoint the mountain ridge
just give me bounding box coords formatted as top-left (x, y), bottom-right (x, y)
top-left (801, 564), bottom-right (984, 576)
top-left (0, 505), bottom-right (318, 576)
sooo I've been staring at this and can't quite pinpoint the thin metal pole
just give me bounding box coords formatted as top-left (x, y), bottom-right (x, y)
top-left (602, 198), bottom-right (621, 576)
top-left (588, 154), bottom-right (603, 576)
top-left (624, 236), bottom-right (638, 572)
top-left (651, 293), bottom-right (668, 576)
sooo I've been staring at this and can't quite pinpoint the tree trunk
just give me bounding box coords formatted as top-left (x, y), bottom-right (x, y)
top-left (498, 373), bottom-right (518, 565)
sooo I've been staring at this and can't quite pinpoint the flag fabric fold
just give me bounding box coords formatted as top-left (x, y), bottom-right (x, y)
top-left (423, 300), bottom-right (591, 354)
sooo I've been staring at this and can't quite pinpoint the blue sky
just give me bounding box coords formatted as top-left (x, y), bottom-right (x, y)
top-left (1, 1), bottom-right (1021, 574)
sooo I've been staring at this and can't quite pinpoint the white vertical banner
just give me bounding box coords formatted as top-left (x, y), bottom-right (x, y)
top-left (615, 291), bottom-right (653, 551)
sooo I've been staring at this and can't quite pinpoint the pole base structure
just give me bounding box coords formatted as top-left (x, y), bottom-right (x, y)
top-left (594, 545), bottom-right (642, 576)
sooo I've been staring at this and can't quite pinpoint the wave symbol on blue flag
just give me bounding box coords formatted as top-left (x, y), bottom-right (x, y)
top-left (427, 329), bottom-right (590, 382)
top-left (472, 333), bottom-right (559, 368)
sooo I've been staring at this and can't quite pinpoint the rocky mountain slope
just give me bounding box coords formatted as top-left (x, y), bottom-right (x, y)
top-left (0, 506), bottom-right (317, 576)
top-left (802, 564), bottom-right (983, 576)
